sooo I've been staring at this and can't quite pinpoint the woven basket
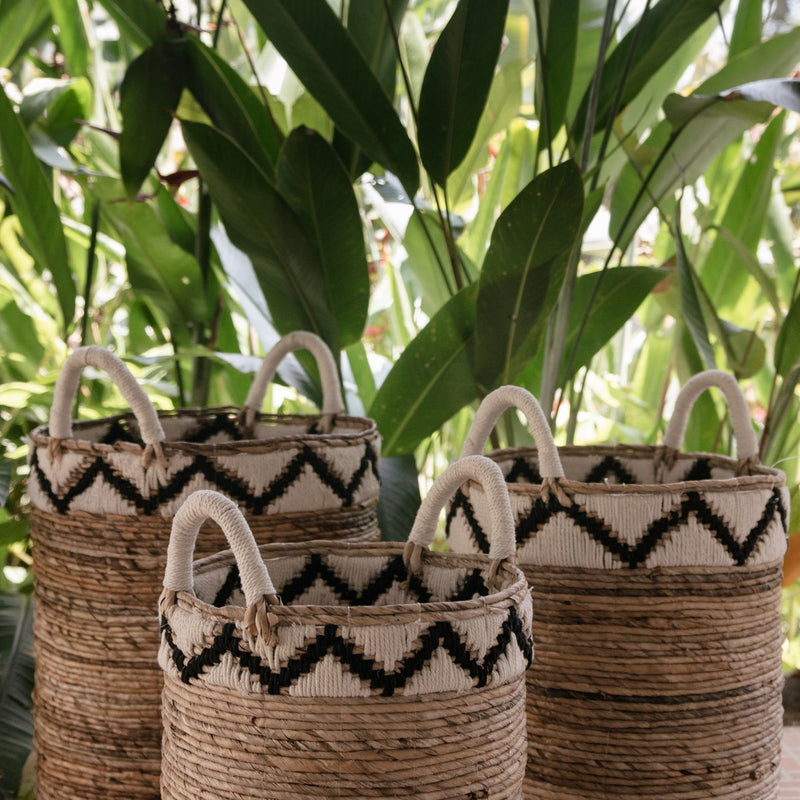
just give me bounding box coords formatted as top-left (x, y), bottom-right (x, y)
top-left (28, 332), bottom-right (381, 799)
top-left (446, 373), bottom-right (788, 800)
top-left (159, 456), bottom-right (533, 800)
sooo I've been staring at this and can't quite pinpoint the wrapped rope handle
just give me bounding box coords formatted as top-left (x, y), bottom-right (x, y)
top-left (240, 331), bottom-right (344, 431)
top-left (461, 385), bottom-right (569, 504)
top-left (162, 490), bottom-right (280, 638)
top-left (404, 455), bottom-right (517, 586)
top-left (658, 370), bottom-right (759, 474)
top-left (49, 346), bottom-right (166, 469)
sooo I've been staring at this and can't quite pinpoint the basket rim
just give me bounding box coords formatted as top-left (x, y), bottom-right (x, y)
top-left (176, 540), bottom-right (530, 626)
top-left (29, 407), bottom-right (379, 457)
top-left (483, 443), bottom-right (786, 494)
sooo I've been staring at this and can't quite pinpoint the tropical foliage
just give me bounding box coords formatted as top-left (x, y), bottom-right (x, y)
top-left (1, 0), bottom-right (800, 795)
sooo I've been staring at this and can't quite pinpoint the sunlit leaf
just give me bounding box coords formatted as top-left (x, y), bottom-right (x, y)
top-left (475, 160), bottom-right (584, 388)
top-left (0, 86), bottom-right (75, 328)
top-left (775, 294), bottom-right (800, 378)
top-left (45, 0), bottom-right (89, 76)
top-left (94, 0), bottom-right (168, 48)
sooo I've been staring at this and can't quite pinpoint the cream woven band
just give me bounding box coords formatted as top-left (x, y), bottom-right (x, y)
top-left (242, 331), bottom-right (344, 427)
top-left (49, 346), bottom-right (165, 445)
top-left (663, 369), bottom-right (759, 459)
top-left (164, 490), bottom-right (277, 603)
top-left (461, 386), bottom-right (564, 479)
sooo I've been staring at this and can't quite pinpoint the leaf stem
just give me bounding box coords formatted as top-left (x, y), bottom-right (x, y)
top-left (78, 201), bottom-right (100, 347)
top-left (531, 0), bottom-right (553, 170)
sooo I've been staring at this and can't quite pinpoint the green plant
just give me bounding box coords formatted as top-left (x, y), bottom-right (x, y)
top-left (1, 1), bottom-right (800, 794)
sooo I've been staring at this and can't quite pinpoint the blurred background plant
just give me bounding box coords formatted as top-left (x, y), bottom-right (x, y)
top-left (1, 0), bottom-right (800, 794)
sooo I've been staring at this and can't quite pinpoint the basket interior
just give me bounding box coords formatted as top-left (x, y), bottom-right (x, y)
top-left (51, 409), bottom-right (365, 447)
top-left (493, 447), bottom-right (748, 486)
top-left (193, 549), bottom-right (510, 611)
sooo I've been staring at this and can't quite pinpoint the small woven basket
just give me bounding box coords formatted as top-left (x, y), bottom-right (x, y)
top-left (28, 332), bottom-right (381, 799)
top-left (159, 456), bottom-right (533, 800)
top-left (446, 373), bottom-right (788, 800)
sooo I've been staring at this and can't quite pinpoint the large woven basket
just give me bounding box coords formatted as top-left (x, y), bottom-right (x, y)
top-left (159, 456), bottom-right (533, 800)
top-left (27, 332), bottom-right (381, 799)
top-left (446, 373), bottom-right (788, 800)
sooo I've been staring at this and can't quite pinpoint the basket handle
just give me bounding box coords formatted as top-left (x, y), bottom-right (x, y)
top-left (49, 346), bottom-right (166, 469)
top-left (162, 490), bottom-right (280, 634)
top-left (461, 385), bottom-right (568, 501)
top-left (404, 455), bottom-right (516, 585)
top-left (660, 370), bottom-right (759, 471)
top-left (240, 331), bottom-right (344, 430)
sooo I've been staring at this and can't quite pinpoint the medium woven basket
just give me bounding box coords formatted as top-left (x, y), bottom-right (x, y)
top-left (446, 373), bottom-right (788, 800)
top-left (159, 456), bottom-right (533, 800)
top-left (27, 332), bottom-right (381, 799)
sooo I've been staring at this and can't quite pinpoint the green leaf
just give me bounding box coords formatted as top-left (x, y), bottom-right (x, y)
top-left (573, 0), bottom-right (724, 140)
top-left (729, 0), bottom-right (761, 58)
top-left (370, 285), bottom-right (478, 456)
top-left (275, 127), bottom-right (369, 348)
top-left (45, 0), bottom-right (89, 76)
top-left (699, 111), bottom-right (784, 313)
top-left (94, 0), bottom-right (168, 48)
top-left (119, 40), bottom-right (187, 197)
top-left (417, 0), bottom-right (509, 186)
top-left (403, 210), bottom-right (457, 316)
top-left (775, 293), bottom-right (800, 377)
top-left (181, 119), bottom-right (338, 347)
top-left (475, 160), bottom-right (584, 388)
top-left (240, 0), bottom-right (419, 195)
top-left (675, 212), bottom-right (716, 370)
top-left (0, 87), bottom-right (75, 328)
top-left (0, 459), bottom-right (11, 508)
top-left (345, 341), bottom-right (376, 410)
top-left (98, 190), bottom-right (210, 342)
top-left (183, 36), bottom-right (281, 176)
top-left (0, 0), bottom-right (50, 69)
top-left (534, 0), bottom-right (579, 145)
top-left (0, 593), bottom-right (34, 800)
top-left (334, 0), bottom-right (408, 180)
top-left (377, 455), bottom-right (421, 542)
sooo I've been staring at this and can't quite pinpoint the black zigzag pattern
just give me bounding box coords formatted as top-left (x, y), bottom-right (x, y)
top-left (682, 458), bottom-right (712, 481)
top-left (584, 456), bottom-right (636, 484)
top-left (31, 441), bottom-right (379, 515)
top-left (505, 458), bottom-right (542, 484)
top-left (456, 487), bottom-right (787, 567)
top-left (161, 605), bottom-right (532, 697)
top-left (211, 557), bottom-right (490, 610)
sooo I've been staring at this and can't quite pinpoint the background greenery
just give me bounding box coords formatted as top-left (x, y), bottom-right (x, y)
top-left (1, 0), bottom-right (800, 795)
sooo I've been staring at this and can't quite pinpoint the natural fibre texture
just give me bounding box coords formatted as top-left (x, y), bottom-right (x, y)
top-left (523, 562), bottom-right (783, 799)
top-left (159, 540), bottom-right (533, 799)
top-left (28, 410), bottom-right (380, 800)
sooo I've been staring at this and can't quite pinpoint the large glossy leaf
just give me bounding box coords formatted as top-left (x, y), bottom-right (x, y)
top-left (370, 285), bottom-right (478, 456)
top-left (97, 186), bottom-right (210, 343)
top-left (240, 0), bottom-right (419, 194)
top-left (377, 455), bottom-right (421, 542)
top-left (0, 0), bottom-right (50, 68)
top-left (45, 0), bottom-right (89, 77)
top-left (573, 0), bottom-right (724, 140)
top-left (94, 0), bottom-right (167, 48)
top-left (699, 111), bottom-right (784, 313)
top-left (0, 87), bottom-right (75, 328)
top-left (183, 37), bottom-right (281, 176)
top-left (417, 0), bottom-right (509, 187)
top-left (181, 119), bottom-right (339, 348)
top-left (534, 0), bottom-right (579, 146)
top-left (276, 128), bottom-right (369, 348)
top-left (119, 40), bottom-right (187, 197)
top-left (475, 160), bottom-right (584, 389)
top-left (0, 593), bottom-right (34, 800)
top-left (334, 0), bottom-right (408, 179)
